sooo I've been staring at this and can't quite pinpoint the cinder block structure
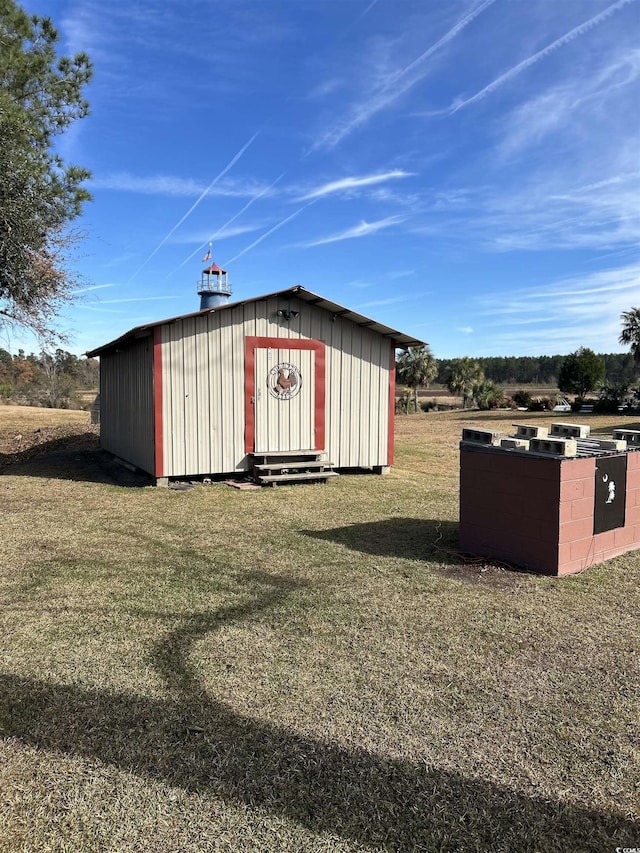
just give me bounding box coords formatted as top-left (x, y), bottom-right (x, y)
top-left (459, 424), bottom-right (640, 576)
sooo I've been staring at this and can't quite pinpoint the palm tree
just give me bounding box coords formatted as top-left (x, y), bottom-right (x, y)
top-left (445, 358), bottom-right (484, 409)
top-left (620, 308), bottom-right (640, 364)
top-left (396, 345), bottom-right (437, 413)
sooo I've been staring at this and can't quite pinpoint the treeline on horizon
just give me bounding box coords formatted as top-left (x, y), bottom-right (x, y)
top-left (0, 348), bottom-right (99, 409)
top-left (434, 352), bottom-right (638, 387)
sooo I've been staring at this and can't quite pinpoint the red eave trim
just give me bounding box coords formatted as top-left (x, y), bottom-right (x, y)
top-left (153, 327), bottom-right (164, 478)
top-left (244, 336), bottom-right (326, 454)
top-left (388, 343), bottom-right (396, 466)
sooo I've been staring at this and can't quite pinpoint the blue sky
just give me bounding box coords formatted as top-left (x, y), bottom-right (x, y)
top-left (10, 0), bottom-right (640, 359)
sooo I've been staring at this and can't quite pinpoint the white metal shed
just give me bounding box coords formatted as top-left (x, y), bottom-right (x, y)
top-left (87, 285), bottom-right (425, 484)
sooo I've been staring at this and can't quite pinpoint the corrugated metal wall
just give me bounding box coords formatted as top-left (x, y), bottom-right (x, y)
top-left (160, 297), bottom-right (393, 477)
top-left (100, 336), bottom-right (155, 474)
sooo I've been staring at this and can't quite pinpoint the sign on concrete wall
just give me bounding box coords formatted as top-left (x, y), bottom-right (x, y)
top-left (594, 455), bottom-right (627, 534)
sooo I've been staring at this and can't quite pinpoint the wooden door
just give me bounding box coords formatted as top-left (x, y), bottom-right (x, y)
top-left (253, 346), bottom-right (315, 452)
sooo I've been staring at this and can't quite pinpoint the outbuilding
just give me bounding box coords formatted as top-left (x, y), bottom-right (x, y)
top-left (87, 265), bottom-right (424, 485)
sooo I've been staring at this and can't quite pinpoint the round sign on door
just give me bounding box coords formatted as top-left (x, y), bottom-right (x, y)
top-left (267, 362), bottom-right (302, 400)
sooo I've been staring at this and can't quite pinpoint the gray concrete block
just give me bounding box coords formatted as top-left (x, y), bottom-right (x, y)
top-left (512, 424), bottom-right (548, 439)
top-left (550, 422), bottom-right (590, 439)
top-left (529, 437), bottom-right (578, 457)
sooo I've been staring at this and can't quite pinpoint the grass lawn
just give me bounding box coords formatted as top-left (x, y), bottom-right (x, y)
top-left (0, 406), bottom-right (638, 852)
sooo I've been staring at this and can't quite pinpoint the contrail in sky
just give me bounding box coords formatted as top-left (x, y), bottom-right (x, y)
top-left (383, 0), bottom-right (498, 92)
top-left (448, 0), bottom-right (637, 114)
top-left (128, 131), bottom-right (260, 283)
top-left (224, 201), bottom-right (317, 265)
top-left (166, 171), bottom-right (287, 279)
top-left (355, 0), bottom-right (380, 22)
top-left (311, 0), bottom-right (497, 151)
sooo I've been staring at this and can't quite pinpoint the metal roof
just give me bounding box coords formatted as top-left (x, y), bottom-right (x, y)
top-left (86, 285), bottom-right (426, 357)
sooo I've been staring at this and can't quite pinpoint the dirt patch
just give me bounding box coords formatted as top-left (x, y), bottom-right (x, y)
top-left (0, 423), bottom-right (151, 486)
top-left (0, 423), bottom-right (101, 472)
top-left (433, 560), bottom-right (533, 588)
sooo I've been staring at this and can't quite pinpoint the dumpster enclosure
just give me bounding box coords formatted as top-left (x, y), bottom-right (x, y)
top-left (459, 423), bottom-right (640, 576)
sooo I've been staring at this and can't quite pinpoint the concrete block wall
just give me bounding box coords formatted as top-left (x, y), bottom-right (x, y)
top-left (459, 444), bottom-right (640, 576)
top-left (459, 447), bottom-right (561, 575)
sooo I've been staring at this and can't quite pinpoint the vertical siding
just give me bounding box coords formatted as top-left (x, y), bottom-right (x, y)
top-left (100, 336), bottom-right (155, 474)
top-left (159, 298), bottom-right (394, 476)
top-left (324, 315), bottom-right (391, 469)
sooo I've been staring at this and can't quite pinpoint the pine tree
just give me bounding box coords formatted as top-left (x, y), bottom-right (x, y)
top-left (0, 1), bottom-right (92, 341)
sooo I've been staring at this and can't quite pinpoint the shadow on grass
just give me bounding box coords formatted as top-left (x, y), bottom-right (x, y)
top-left (302, 517), bottom-right (460, 563)
top-left (1, 572), bottom-right (636, 850)
top-left (2, 442), bottom-right (151, 487)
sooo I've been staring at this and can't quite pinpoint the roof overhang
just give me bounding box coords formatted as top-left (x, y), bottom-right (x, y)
top-left (86, 285), bottom-right (426, 357)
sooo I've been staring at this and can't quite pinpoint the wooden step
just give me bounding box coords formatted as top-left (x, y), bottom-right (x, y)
top-left (257, 471), bottom-right (339, 486)
top-left (253, 460), bottom-right (334, 473)
top-left (253, 449), bottom-right (322, 455)
top-left (252, 450), bottom-right (324, 460)
top-left (250, 450), bottom-right (336, 486)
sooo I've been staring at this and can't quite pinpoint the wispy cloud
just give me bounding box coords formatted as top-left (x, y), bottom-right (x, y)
top-left (409, 161), bottom-right (640, 253)
top-left (388, 269), bottom-right (415, 280)
top-left (443, 0), bottom-right (637, 116)
top-left (128, 132), bottom-right (259, 282)
top-left (356, 296), bottom-right (408, 309)
top-left (98, 296), bottom-right (184, 304)
top-left (302, 215), bottom-right (405, 247)
top-left (89, 173), bottom-right (274, 198)
top-left (498, 50), bottom-right (640, 158)
top-left (297, 169), bottom-right (413, 201)
top-left (169, 224), bottom-right (264, 245)
top-left (224, 202), bottom-right (317, 265)
top-left (70, 284), bottom-right (117, 295)
top-left (310, 0), bottom-right (498, 150)
top-left (347, 279), bottom-right (374, 289)
top-left (457, 326), bottom-right (474, 334)
top-left (472, 263), bottom-right (640, 354)
top-left (168, 172), bottom-right (288, 277)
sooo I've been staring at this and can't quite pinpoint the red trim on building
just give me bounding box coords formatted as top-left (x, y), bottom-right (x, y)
top-left (388, 343), bottom-right (396, 466)
top-left (244, 336), bottom-right (326, 453)
top-left (153, 326), bottom-right (164, 478)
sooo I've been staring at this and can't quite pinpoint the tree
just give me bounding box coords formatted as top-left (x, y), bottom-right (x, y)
top-left (619, 308), bottom-right (640, 365)
top-left (396, 345), bottom-right (437, 414)
top-left (445, 358), bottom-right (483, 409)
top-left (558, 347), bottom-right (605, 399)
top-left (0, 2), bottom-right (92, 341)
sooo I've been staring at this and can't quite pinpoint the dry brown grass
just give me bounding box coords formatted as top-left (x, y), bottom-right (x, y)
top-left (0, 403), bottom-right (90, 433)
top-left (0, 408), bottom-right (638, 852)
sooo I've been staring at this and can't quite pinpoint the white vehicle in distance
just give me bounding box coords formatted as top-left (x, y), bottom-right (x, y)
top-left (553, 397), bottom-right (572, 412)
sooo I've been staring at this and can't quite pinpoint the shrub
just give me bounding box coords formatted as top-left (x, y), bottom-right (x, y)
top-left (530, 397), bottom-right (555, 412)
top-left (594, 382), bottom-right (629, 413)
top-left (512, 389), bottom-right (532, 409)
top-left (473, 380), bottom-right (505, 411)
top-left (395, 388), bottom-right (416, 414)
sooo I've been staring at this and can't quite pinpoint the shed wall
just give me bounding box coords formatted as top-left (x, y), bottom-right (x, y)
top-left (160, 296), bottom-right (393, 477)
top-left (100, 336), bottom-right (155, 474)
